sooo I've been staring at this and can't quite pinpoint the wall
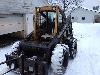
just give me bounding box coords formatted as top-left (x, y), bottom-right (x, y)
top-left (24, 14), bottom-right (34, 36)
top-left (0, 14), bottom-right (24, 35)
top-left (0, 0), bottom-right (49, 37)
top-left (94, 15), bottom-right (100, 23)
top-left (23, 0), bottom-right (49, 36)
top-left (71, 8), bottom-right (99, 23)
top-left (0, 0), bottom-right (48, 14)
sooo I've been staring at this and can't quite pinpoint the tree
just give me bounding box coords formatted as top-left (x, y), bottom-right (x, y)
top-left (93, 6), bottom-right (99, 11)
top-left (63, 0), bottom-right (84, 12)
top-left (48, 0), bottom-right (84, 12)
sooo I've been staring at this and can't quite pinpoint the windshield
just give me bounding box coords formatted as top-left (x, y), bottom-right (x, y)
top-left (39, 12), bottom-right (56, 35)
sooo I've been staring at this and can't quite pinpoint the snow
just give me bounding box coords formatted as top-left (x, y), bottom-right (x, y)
top-left (0, 41), bottom-right (20, 75)
top-left (64, 23), bottom-right (100, 75)
top-left (0, 23), bottom-right (100, 75)
top-left (0, 45), bottom-right (14, 75)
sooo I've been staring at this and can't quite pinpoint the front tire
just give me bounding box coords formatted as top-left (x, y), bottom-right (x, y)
top-left (51, 44), bottom-right (69, 75)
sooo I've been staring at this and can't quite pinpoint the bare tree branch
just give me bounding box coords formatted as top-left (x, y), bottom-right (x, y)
top-left (48, 0), bottom-right (84, 12)
top-left (63, 0), bottom-right (84, 12)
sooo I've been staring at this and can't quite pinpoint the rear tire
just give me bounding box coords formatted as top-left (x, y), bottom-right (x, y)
top-left (63, 52), bottom-right (69, 68)
top-left (70, 41), bottom-right (77, 59)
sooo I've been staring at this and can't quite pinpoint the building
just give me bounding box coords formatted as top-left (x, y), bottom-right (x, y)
top-left (71, 7), bottom-right (100, 23)
top-left (0, 0), bottom-right (48, 37)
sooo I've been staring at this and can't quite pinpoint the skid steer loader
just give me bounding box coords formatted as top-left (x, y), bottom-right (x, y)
top-left (5, 6), bottom-right (77, 75)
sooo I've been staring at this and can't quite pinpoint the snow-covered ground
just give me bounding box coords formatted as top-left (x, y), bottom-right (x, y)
top-left (0, 23), bottom-right (100, 75)
top-left (65, 23), bottom-right (100, 75)
top-left (0, 45), bottom-right (18, 75)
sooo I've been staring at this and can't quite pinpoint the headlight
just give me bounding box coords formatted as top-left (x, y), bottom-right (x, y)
top-left (37, 8), bottom-right (40, 12)
top-left (52, 7), bottom-right (56, 11)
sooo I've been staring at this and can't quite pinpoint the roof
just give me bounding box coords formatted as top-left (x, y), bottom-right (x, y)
top-left (65, 6), bottom-right (100, 16)
top-left (76, 6), bottom-right (100, 13)
top-left (82, 0), bottom-right (100, 12)
top-left (69, 0), bottom-right (100, 13)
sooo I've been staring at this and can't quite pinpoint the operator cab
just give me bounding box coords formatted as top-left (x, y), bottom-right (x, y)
top-left (33, 6), bottom-right (65, 42)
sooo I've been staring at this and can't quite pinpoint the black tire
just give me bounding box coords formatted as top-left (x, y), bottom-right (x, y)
top-left (70, 41), bottom-right (77, 59)
top-left (63, 52), bottom-right (69, 68)
top-left (38, 61), bottom-right (48, 75)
